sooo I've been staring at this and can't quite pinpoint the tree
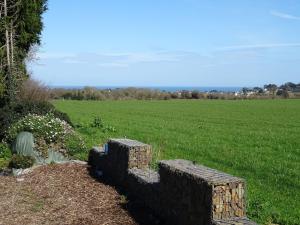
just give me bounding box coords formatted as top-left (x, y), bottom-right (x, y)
top-left (0, 0), bottom-right (47, 103)
top-left (280, 82), bottom-right (296, 92)
top-left (181, 90), bottom-right (192, 99)
top-left (242, 87), bottom-right (250, 95)
top-left (264, 84), bottom-right (278, 97)
top-left (191, 90), bottom-right (201, 99)
top-left (253, 87), bottom-right (264, 94)
top-left (276, 89), bottom-right (290, 98)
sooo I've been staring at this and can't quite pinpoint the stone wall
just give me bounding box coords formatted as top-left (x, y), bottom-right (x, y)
top-left (89, 139), bottom-right (152, 185)
top-left (88, 138), bottom-right (258, 225)
top-left (127, 168), bottom-right (160, 213)
top-left (159, 160), bottom-right (246, 225)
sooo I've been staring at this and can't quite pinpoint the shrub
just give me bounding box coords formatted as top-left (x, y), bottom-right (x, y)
top-left (0, 74), bottom-right (6, 98)
top-left (102, 125), bottom-right (117, 133)
top-left (53, 109), bottom-right (73, 127)
top-left (6, 113), bottom-right (86, 159)
top-left (64, 133), bottom-right (87, 157)
top-left (0, 104), bottom-right (19, 141)
top-left (191, 90), bottom-right (201, 99)
top-left (0, 100), bottom-right (73, 141)
top-left (0, 158), bottom-right (10, 170)
top-left (7, 113), bottom-right (73, 144)
top-left (0, 143), bottom-right (12, 159)
top-left (90, 116), bottom-right (116, 133)
top-left (9, 154), bottom-right (35, 169)
top-left (17, 79), bottom-right (50, 102)
top-left (13, 100), bottom-right (73, 126)
top-left (91, 116), bottom-right (104, 128)
top-left (34, 137), bottom-right (49, 158)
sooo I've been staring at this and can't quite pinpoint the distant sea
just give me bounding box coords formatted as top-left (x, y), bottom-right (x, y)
top-left (51, 86), bottom-right (243, 93)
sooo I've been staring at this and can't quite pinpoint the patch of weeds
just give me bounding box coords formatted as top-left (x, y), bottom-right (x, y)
top-left (9, 155), bottom-right (35, 169)
top-left (0, 143), bottom-right (12, 159)
top-left (64, 133), bottom-right (87, 157)
top-left (91, 116), bottom-right (116, 133)
top-left (0, 143), bottom-right (12, 170)
top-left (102, 125), bottom-right (116, 133)
top-left (91, 116), bottom-right (104, 128)
top-left (31, 200), bottom-right (45, 212)
top-left (0, 158), bottom-right (10, 170)
top-left (120, 195), bottom-right (128, 205)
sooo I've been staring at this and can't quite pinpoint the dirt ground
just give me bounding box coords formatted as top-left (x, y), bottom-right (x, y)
top-left (0, 163), bottom-right (144, 225)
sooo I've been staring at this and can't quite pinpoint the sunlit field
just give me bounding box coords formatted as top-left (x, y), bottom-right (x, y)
top-left (54, 99), bottom-right (300, 225)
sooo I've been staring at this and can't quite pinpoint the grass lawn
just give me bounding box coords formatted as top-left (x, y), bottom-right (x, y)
top-left (53, 99), bottom-right (300, 225)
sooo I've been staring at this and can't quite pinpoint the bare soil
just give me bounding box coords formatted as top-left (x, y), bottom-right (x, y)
top-left (0, 163), bottom-right (139, 225)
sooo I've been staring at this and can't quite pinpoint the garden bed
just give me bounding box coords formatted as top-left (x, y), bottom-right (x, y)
top-left (0, 163), bottom-right (138, 225)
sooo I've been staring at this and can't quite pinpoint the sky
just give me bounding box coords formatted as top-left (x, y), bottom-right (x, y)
top-left (30, 0), bottom-right (300, 87)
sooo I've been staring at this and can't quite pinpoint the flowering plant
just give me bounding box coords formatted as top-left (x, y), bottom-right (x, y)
top-left (7, 113), bottom-right (73, 143)
top-left (6, 113), bottom-right (87, 157)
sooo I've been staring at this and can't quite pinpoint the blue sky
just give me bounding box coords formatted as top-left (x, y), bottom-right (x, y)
top-left (30, 0), bottom-right (300, 87)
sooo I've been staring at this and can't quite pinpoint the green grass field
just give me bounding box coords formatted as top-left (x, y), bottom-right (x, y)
top-left (53, 99), bottom-right (300, 225)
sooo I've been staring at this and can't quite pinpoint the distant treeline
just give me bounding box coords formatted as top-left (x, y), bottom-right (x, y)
top-left (18, 80), bottom-right (300, 102)
top-left (47, 82), bottom-right (300, 101)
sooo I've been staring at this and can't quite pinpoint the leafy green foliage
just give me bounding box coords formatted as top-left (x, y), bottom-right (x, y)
top-left (0, 0), bottom-right (48, 102)
top-left (0, 75), bottom-right (6, 98)
top-left (6, 112), bottom-right (86, 160)
top-left (64, 133), bottom-right (87, 158)
top-left (0, 104), bottom-right (19, 140)
top-left (0, 143), bottom-right (12, 170)
top-left (91, 116), bottom-right (116, 132)
top-left (0, 100), bottom-right (73, 141)
top-left (7, 113), bottom-right (77, 158)
top-left (54, 99), bottom-right (300, 225)
top-left (13, 101), bottom-right (73, 126)
top-left (91, 116), bottom-right (104, 128)
top-left (7, 114), bottom-right (71, 144)
top-left (102, 125), bottom-right (117, 133)
top-left (0, 158), bottom-right (10, 170)
top-left (9, 154), bottom-right (35, 169)
top-left (0, 143), bottom-right (12, 159)
top-left (14, 1), bottom-right (48, 57)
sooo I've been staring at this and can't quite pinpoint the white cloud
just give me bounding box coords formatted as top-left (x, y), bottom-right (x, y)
top-left (38, 52), bottom-right (76, 59)
top-left (36, 51), bottom-right (195, 68)
top-left (217, 43), bottom-right (300, 51)
top-left (270, 10), bottom-right (300, 20)
top-left (63, 59), bottom-right (88, 64)
top-left (97, 63), bottom-right (129, 68)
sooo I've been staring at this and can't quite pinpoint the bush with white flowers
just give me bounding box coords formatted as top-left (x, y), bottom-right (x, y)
top-left (7, 114), bottom-right (72, 142)
top-left (6, 113), bottom-right (87, 158)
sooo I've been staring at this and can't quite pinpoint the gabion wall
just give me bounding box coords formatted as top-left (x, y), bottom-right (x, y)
top-left (127, 168), bottom-right (160, 213)
top-left (89, 139), bottom-right (152, 185)
top-left (88, 139), bottom-right (257, 225)
top-left (159, 160), bottom-right (246, 225)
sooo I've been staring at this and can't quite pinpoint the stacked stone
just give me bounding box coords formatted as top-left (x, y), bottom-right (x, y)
top-left (158, 159), bottom-right (247, 225)
top-left (108, 139), bottom-right (152, 168)
top-left (127, 168), bottom-right (160, 211)
top-left (108, 139), bottom-right (152, 170)
top-left (213, 183), bottom-right (245, 219)
top-left (88, 139), bottom-right (258, 225)
top-left (88, 147), bottom-right (107, 171)
top-left (103, 139), bottom-right (152, 185)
